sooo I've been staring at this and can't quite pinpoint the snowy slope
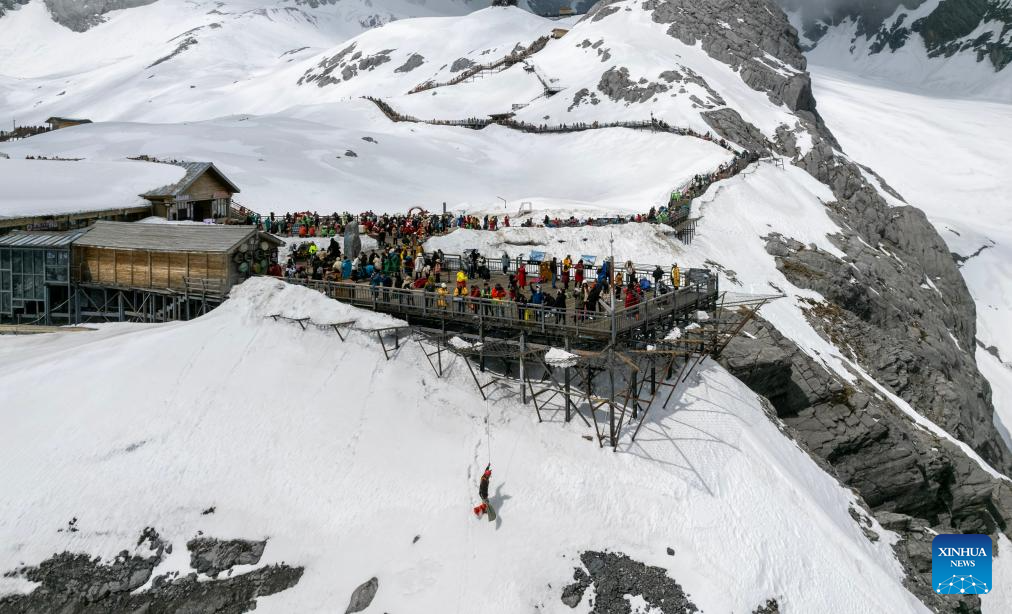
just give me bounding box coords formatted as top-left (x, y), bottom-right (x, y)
top-left (810, 66), bottom-right (1012, 447)
top-left (0, 99), bottom-right (733, 216)
top-left (0, 277), bottom-right (931, 613)
top-left (0, 0), bottom-right (486, 122)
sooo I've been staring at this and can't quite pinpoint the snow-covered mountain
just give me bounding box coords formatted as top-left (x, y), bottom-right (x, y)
top-left (2, 0), bottom-right (1012, 612)
top-left (0, 276), bottom-right (951, 613)
top-left (0, 0), bottom-right (488, 121)
top-left (779, 0), bottom-right (1012, 99)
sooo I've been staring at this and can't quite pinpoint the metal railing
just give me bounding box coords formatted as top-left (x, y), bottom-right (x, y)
top-left (272, 275), bottom-right (717, 341)
top-left (386, 251), bottom-right (695, 286)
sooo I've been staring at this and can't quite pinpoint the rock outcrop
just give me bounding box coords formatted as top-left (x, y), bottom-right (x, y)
top-left (41, 0), bottom-right (158, 32)
top-left (0, 0), bottom-right (28, 19)
top-left (345, 577), bottom-right (379, 613)
top-left (560, 551), bottom-right (698, 612)
top-left (720, 318), bottom-right (1009, 612)
top-left (187, 537), bottom-right (267, 578)
top-left (0, 529), bottom-right (303, 614)
top-left (644, 0), bottom-right (817, 115)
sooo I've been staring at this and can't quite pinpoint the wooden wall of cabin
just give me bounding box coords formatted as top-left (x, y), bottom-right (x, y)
top-left (188, 172), bottom-right (232, 200)
top-left (75, 247), bottom-right (228, 291)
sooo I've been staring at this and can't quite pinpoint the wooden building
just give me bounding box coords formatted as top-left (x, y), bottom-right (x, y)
top-left (551, 28), bottom-right (569, 39)
top-left (45, 117), bottom-right (93, 130)
top-left (141, 162), bottom-right (240, 222)
top-left (72, 221), bottom-right (281, 294)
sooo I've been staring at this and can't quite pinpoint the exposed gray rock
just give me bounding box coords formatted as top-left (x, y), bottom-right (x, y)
top-left (561, 551), bottom-right (698, 613)
top-left (582, 2), bottom-right (621, 23)
top-left (450, 57), bottom-right (476, 73)
top-left (597, 66), bottom-right (669, 103)
top-left (42, 0), bottom-right (157, 32)
top-left (753, 598), bottom-right (780, 614)
top-left (788, 131), bottom-right (1009, 474)
top-left (147, 36), bottom-right (198, 69)
top-left (187, 537), bottom-right (266, 578)
top-left (299, 43), bottom-right (357, 86)
top-left (299, 45), bottom-right (392, 87)
top-left (0, 529), bottom-right (302, 614)
top-left (640, 0), bottom-right (818, 115)
top-left (358, 50), bottom-right (393, 72)
top-left (345, 576), bottom-right (378, 613)
top-left (0, 0), bottom-right (28, 19)
top-left (701, 108), bottom-right (770, 154)
top-left (394, 53), bottom-right (425, 73)
top-left (719, 318), bottom-right (1005, 612)
top-left (568, 87), bottom-right (600, 111)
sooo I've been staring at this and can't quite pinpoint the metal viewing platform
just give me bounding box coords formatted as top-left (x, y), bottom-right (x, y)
top-left (277, 271), bottom-right (718, 349)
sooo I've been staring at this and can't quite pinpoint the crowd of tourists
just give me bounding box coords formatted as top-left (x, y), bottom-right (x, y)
top-left (273, 239), bottom-right (688, 323)
top-left (239, 149), bottom-right (761, 240)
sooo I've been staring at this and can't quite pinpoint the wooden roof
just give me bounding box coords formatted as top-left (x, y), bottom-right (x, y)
top-left (73, 221), bottom-right (280, 254)
top-left (45, 117), bottom-right (92, 124)
top-left (141, 162), bottom-right (241, 198)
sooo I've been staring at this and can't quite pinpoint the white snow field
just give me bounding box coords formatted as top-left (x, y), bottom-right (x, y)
top-left (811, 66), bottom-right (1012, 448)
top-left (0, 277), bottom-right (931, 613)
top-left (0, 157), bottom-right (185, 219)
top-left (0, 100), bottom-right (734, 217)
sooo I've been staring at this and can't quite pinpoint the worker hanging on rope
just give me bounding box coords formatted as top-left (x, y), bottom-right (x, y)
top-left (473, 464), bottom-right (497, 522)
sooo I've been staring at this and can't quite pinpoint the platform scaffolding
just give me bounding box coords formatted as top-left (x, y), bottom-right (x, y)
top-left (72, 279), bottom-right (225, 324)
top-left (407, 290), bottom-right (779, 449)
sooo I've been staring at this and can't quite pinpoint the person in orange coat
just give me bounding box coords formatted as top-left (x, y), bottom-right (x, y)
top-left (473, 464), bottom-right (492, 518)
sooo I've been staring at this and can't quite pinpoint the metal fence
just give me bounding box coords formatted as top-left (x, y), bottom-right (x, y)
top-left (275, 274), bottom-right (717, 341)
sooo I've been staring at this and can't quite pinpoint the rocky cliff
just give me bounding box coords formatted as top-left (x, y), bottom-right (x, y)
top-left (598, 0), bottom-right (1012, 609)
